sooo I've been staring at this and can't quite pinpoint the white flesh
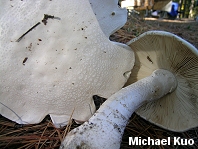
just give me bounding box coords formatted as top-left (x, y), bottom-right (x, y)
top-left (0, 0), bottom-right (134, 127)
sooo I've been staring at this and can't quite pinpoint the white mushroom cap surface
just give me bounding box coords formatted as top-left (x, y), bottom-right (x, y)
top-left (0, 0), bottom-right (134, 127)
top-left (126, 31), bottom-right (198, 132)
top-left (89, 0), bottom-right (127, 37)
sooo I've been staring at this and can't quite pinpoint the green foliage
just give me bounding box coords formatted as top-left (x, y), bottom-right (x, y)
top-left (192, 6), bottom-right (198, 17)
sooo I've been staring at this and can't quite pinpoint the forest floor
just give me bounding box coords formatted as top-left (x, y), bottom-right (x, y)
top-left (0, 16), bottom-right (198, 149)
top-left (111, 16), bottom-right (198, 49)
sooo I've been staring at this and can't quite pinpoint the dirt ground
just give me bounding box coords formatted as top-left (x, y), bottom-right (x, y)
top-left (0, 17), bottom-right (197, 149)
top-left (111, 16), bottom-right (198, 49)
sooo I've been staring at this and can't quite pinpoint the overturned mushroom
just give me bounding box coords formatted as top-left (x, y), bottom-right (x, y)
top-left (0, 0), bottom-right (134, 128)
top-left (60, 31), bottom-right (198, 148)
top-left (126, 31), bottom-right (198, 132)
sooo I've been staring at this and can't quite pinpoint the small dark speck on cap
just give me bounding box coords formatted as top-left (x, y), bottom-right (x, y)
top-left (22, 57), bottom-right (28, 65)
top-left (111, 12), bottom-right (115, 16)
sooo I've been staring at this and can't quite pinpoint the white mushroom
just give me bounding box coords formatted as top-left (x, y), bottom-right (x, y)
top-left (126, 31), bottom-right (198, 132)
top-left (61, 31), bottom-right (198, 148)
top-left (0, 0), bottom-right (134, 128)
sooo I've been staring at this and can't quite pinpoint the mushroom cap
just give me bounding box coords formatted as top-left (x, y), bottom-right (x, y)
top-left (90, 0), bottom-right (127, 37)
top-left (0, 0), bottom-right (134, 127)
top-left (126, 31), bottom-right (198, 132)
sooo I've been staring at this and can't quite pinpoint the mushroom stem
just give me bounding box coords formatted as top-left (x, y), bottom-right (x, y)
top-left (60, 69), bottom-right (177, 149)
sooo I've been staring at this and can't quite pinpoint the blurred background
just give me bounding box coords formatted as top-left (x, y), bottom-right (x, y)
top-left (119, 0), bottom-right (198, 20)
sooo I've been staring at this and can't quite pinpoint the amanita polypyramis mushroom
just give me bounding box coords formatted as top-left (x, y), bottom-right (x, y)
top-left (61, 31), bottom-right (198, 148)
top-left (0, 0), bottom-right (134, 127)
top-left (126, 31), bottom-right (198, 132)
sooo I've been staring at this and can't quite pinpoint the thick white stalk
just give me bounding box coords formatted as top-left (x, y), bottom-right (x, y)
top-left (60, 69), bottom-right (177, 149)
